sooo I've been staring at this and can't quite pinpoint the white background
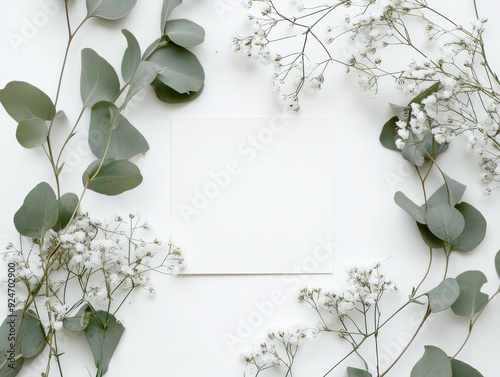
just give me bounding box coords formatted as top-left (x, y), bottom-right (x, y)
top-left (0, 0), bottom-right (499, 376)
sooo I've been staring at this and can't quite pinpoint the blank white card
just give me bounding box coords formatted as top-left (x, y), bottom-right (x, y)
top-left (170, 117), bottom-right (334, 274)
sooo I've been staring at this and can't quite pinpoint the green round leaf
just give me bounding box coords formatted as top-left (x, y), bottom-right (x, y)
top-left (89, 101), bottom-right (149, 159)
top-left (160, 0), bottom-right (182, 34)
top-left (16, 118), bottom-right (48, 148)
top-left (410, 345), bottom-right (452, 377)
top-left (395, 191), bottom-right (426, 224)
top-left (53, 192), bottom-right (79, 232)
top-left (402, 131), bottom-right (425, 167)
top-left (495, 250), bottom-right (500, 279)
top-left (146, 41), bottom-right (205, 93)
top-left (426, 204), bottom-right (465, 243)
top-left (451, 270), bottom-right (489, 317)
top-left (0, 81), bottom-right (55, 122)
top-left (451, 202), bottom-right (486, 252)
top-left (152, 79), bottom-right (204, 104)
top-left (347, 367), bottom-right (372, 377)
top-left (379, 116), bottom-right (400, 151)
top-left (425, 278), bottom-right (459, 313)
top-left (416, 222), bottom-right (444, 249)
top-left (84, 310), bottom-right (125, 376)
top-left (13, 182), bottom-right (58, 238)
top-left (0, 310), bottom-right (46, 362)
top-left (427, 174), bottom-right (466, 208)
top-left (122, 61), bottom-right (163, 107)
top-left (450, 359), bottom-right (484, 377)
top-left (121, 29), bottom-right (141, 83)
top-left (81, 49), bottom-right (120, 107)
top-left (63, 304), bottom-right (90, 332)
top-left (165, 19), bottom-right (205, 48)
top-left (83, 159), bottom-right (143, 196)
top-left (86, 0), bottom-right (137, 20)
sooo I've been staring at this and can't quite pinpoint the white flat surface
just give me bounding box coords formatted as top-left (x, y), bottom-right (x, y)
top-left (0, 1), bottom-right (499, 377)
top-left (171, 117), bottom-right (334, 274)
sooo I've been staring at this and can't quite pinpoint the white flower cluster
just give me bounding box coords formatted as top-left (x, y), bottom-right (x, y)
top-left (301, 261), bottom-right (397, 318)
top-left (242, 325), bottom-right (317, 373)
top-left (5, 213), bottom-right (185, 324)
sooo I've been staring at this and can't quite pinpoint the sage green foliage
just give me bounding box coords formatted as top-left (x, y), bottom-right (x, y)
top-left (86, 0), bottom-right (137, 20)
top-left (425, 278), bottom-right (460, 313)
top-left (15, 118), bottom-right (48, 149)
top-left (495, 250), bottom-right (500, 279)
top-left (451, 271), bottom-right (489, 317)
top-left (410, 346), bottom-right (452, 377)
top-left (394, 181), bottom-right (485, 253)
top-left (145, 0), bottom-right (205, 103)
top-left (0, 0), bottom-right (204, 375)
top-left (81, 48), bottom-right (120, 107)
top-left (0, 81), bottom-right (55, 122)
top-left (84, 310), bottom-right (125, 377)
top-left (63, 304), bottom-right (90, 332)
top-left (346, 367), bottom-right (372, 377)
top-left (410, 345), bottom-right (483, 377)
top-left (83, 159), bottom-right (143, 195)
top-left (379, 82), bottom-right (448, 165)
top-left (0, 310), bottom-right (46, 376)
top-left (13, 182), bottom-right (58, 238)
top-left (380, 82), bottom-right (490, 376)
top-left (88, 101), bottom-right (149, 159)
top-left (450, 359), bottom-right (484, 377)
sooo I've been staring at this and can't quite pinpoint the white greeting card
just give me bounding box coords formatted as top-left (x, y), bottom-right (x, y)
top-left (170, 117), bottom-right (334, 274)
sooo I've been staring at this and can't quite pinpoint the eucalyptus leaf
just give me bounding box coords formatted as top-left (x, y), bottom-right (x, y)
top-left (152, 79), bottom-right (204, 103)
top-left (379, 116), bottom-right (400, 151)
top-left (84, 310), bottom-right (125, 377)
top-left (13, 182), bottom-right (58, 238)
top-left (161, 0), bottom-right (182, 34)
top-left (121, 29), bottom-right (141, 83)
top-left (410, 82), bottom-right (441, 105)
top-left (410, 345), bottom-right (452, 377)
top-left (450, 359), bottom-right (484, 377)
top-left (425, 278), bottom-right (460, 313)
top-left (420, 132), bottom-right (448, 159)
top-left (450, 202), bottom-right (486, 252)
top-left (416, 222), bottom-right (444, 249)
top-left (63, 304), bottom-right (90, 332)
top-left (16, 118), bottom-right (48, 149)
top-left (81, 49), bottom-right (120, 107)
top-left (0, 356), bottom-right (23, 377)
top-left (395, 191), bottom-right (426, 224)
top-left (165, 19), bottom-right (205, 48)
top-left (146, 41), bottom-right (204, 93)
top-left (495, 250), bottom-right (500, 279)
top-left (86, 0), bottom-right (137, 20)
top-left (426, 203), bottom-right (465, 243)
top-left (122, 61), bottom-right (163, 107)
top-left (53, 192), bottom-right (79, 232)
top-left (0, 81), bottom-right (55, 122)
top-left (347, 367), bottom-right (372, 377)
top-left (451, 270), bottom-right (488, 317)
top-left (427, 174), bottom-right (466, 208)
top-left (0, 310), bottom-right (45, 362)
top-left (83, 159), bottom-right (143, 195)
top-left (89, 101), bottom-right (149, 159)
top-left (402, 131), bottom-right (425, 167)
